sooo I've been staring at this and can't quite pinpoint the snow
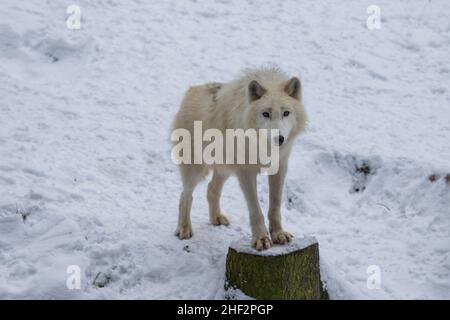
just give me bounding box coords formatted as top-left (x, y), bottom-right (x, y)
top-left (0, 0), bottom-right (449, 299)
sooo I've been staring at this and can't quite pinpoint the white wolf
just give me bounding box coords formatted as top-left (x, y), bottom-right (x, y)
top-left (172, 67), bottom-right (307, 250)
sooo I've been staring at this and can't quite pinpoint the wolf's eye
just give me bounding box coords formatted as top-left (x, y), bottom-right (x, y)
top-left (262, 112), bottom-right (270, 118)
top-left (283, 111), bottom-right (290, 117)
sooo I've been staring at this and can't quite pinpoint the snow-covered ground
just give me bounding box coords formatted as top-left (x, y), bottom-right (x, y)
top-left (0, 0), bottom-right (449, 299)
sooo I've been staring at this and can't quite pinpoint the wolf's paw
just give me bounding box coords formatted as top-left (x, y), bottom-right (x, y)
top-left (175, 225), bottom-right (193, 239)
top-left (210, 214), bottom-right (230, 226)
top-left (271, 230), bottom-right (293, 244)
top-left (252, 235), bottom-right (272, 251)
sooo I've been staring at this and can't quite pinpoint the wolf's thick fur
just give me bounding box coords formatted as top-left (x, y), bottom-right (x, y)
top-left (172, 67), bottom-right (307, 250)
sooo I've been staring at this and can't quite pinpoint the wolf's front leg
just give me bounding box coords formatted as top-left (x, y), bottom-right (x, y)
top-left (237, 170), bottom-right (272, 250)
top-left (268, 160), bottom-right (293, 244)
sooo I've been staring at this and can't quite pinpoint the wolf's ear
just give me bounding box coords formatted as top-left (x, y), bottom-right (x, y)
top-left (248, 80), bottom-right (266, 102)
top-left (284, 77), bottom-right (301, 100)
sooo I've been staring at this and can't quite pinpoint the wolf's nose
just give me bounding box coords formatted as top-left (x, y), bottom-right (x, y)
top-left (275, 135), bottom-right (285, 146)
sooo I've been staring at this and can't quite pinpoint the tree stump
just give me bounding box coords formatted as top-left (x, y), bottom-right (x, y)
top-left (225, 236), bottom-right (328, 300)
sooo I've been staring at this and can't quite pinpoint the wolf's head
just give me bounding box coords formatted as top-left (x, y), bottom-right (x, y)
top-left (245, 73), bottom-right (307, 148)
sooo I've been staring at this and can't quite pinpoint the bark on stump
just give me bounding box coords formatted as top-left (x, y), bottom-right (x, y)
top-left (225, 236), bottom-right (328, 300)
